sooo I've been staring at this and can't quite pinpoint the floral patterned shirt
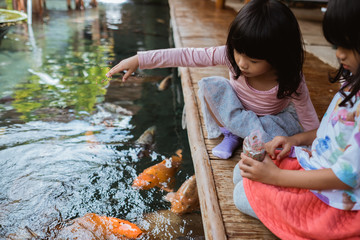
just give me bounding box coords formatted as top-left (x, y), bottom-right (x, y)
top-left (294, 92), bottom-right (360, 210)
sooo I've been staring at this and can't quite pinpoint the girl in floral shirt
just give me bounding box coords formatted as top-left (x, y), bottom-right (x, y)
top-left (234, 0), bottom-right (360, 238)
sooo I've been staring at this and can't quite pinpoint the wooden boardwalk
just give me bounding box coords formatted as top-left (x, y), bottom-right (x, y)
top-left (169, 0), bottom-right (338, 239)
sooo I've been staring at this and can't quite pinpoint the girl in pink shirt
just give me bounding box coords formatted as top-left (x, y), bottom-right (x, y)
top-left (106, 0), bottom-right (319, 159)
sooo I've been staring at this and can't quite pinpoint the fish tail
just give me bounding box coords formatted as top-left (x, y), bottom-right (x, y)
top-left (175, 149), bottom-right (182, 158)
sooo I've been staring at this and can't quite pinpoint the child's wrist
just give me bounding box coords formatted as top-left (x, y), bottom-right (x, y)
top-left (289, 135), bottom-right (300, 147)
top-left (272, 168), bottom-right (283, 186)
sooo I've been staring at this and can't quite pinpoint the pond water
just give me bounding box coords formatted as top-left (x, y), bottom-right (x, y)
top-left (0, 0), bottom-right (203, 239)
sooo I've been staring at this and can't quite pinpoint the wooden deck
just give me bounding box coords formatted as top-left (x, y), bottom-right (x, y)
top-left (169, 0), bottom-right (338, 239)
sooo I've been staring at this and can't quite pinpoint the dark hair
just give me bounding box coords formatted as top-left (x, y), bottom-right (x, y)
top-left (323, 0), bottom-right (360, 107)
top-left (226, 0), bottom-right (304, 99)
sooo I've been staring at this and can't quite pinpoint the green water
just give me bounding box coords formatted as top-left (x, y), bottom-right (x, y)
top-left (0, 0), bottom-right (201, 239)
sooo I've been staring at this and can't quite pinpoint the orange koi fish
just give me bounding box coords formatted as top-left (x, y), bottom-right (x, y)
top-left (137, 209), bottom-right (204, 239)
top-left (164, 175), bottom-right (200, 214)
top-left (99, 215), bottom-right (143, 239)
top-left (54, 213), bottom-right (142, 239)
top-left (85, 130), bottom-right (101, 153)
top-left (135, 126), bottom-right (156, 158)
top-left (85, 131), bottom-right (98, 144)
top-left (157, 74), bottom-right (172, 91)
top-left (136, 126), bottom-right (156, 145)
top-left (132, 149), bottom-right (183, 192)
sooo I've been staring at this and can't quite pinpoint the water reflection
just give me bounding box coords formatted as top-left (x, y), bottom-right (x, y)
top-left (104, 1), bottom-right (123, 28)
top-left (0, 0), bottom-right (202, 239)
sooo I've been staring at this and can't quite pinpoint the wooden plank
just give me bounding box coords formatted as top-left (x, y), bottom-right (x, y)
top-left (170, 1), bottom-right (227, 239)
top-left (211, 160), bottom-right (276, 239)
top-left (181, 67), bottom-right (227, 240)
top-left (169, 0), bottom-right (339, 239)
top-left (169, 0), bottom-right (278, 238)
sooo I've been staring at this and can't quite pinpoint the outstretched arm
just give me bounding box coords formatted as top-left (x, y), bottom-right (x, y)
top-left (239, 153), bottom-right (351, 190)
top-left (106, 46), bottom-right (228, 81)
top-left (106, 55), bottom-right (139, 82)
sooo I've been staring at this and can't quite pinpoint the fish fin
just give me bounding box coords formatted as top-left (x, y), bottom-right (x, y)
top-left (161, 186), bottom-right (174, 192)
top-left (132, 173), bottom-right (157, 189)
top-left (99, 216), bottom-right (143, 239)
top-left (164, 192), bottom-right (176, 202)
top-left (175, 149), bottom-right (182, 158)
top-left (157, 74), bottom-right (172, 91)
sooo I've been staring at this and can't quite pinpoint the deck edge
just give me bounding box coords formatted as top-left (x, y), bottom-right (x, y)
top-left (169, 0), bottom-right (227, 239)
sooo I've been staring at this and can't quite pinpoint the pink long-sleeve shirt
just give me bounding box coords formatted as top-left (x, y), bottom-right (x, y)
top-left (138, 46), bottom-right (320, 131)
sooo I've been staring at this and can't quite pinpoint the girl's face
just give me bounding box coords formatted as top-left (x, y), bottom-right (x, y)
top-left (336, 47), bottom-right (360, 75)
top-left (234, 51), bottom-right (274, 78)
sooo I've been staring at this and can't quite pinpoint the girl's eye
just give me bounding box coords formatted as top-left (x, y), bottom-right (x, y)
top-left (250, 60), bottom-right (258, 63)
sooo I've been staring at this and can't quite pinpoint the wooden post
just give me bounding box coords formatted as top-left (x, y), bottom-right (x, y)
top-left (12, 0), bottom-right (26, 12)
top-left (31, 0), bottom-right (43, 15)
top-left (180, 68), bottom-right (227, 240)
top-left (216, 0), bottom-right (225, 9)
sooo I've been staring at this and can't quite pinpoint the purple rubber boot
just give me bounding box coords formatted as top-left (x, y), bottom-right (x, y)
top-left (212, 127), bottom-right (240, 159)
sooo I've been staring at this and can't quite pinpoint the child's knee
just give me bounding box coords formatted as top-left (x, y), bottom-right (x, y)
top-left (233, 164), bottom-right (242, 184)
top-left (233, 181), bottom-right (245, 210)
top-left (199, 76), bottom-right (233, 101)
top-left (233, 181), bottom-right (258, 218)
top-left (199, 76), bottom-right (230, 90)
